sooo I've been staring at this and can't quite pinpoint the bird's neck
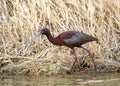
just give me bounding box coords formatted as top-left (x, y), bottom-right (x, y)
top-left (45, 32), bottom-right (59, 45)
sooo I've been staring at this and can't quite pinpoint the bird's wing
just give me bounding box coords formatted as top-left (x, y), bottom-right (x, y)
top-left (63, 32), bottom-right (96, 46)
top-left (58, 31), bottom-right (76, 39)
top-left (63, 32), bottom-right (83, 46)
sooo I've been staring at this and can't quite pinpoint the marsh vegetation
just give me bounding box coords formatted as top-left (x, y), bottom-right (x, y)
top-left (0, 0), bottom-right (120, 75)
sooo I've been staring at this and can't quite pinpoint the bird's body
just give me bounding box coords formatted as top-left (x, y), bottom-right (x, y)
top-left (43, 30), bottom-right (97, 49)
top-left (30, 28), bottom-right (98, 74)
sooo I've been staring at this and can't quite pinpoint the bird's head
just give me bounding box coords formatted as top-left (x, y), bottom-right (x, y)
top-left (39, 28), bottom-right (50, 35)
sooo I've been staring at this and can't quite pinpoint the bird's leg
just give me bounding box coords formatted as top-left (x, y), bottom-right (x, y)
top-left (66, 49), bottom-right (78, 74)
top-left (72, 50), bottom-right (78, 62)
top-left (71, 49), bottom-right (78, 70)
top-left (80, 46), bottom-right (97, 75)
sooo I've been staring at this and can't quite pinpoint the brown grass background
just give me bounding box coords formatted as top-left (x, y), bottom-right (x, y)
top-left (0, 0), bottom-right (120, 74)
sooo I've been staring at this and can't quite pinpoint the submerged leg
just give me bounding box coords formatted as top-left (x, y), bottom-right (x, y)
top-left (66, 49), bottom-right (78, 74)
top-left (81, 46), bottom-right (97, 75)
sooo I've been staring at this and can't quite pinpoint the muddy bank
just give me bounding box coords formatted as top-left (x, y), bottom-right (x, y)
top-left (0, 56), bottom-right (120, 76)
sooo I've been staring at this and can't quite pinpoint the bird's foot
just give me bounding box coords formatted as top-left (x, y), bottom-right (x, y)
top-left (66, 70), bottom-right (72, 74)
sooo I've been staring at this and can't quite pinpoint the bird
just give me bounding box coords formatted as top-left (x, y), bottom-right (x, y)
top-left (28, 28), bottom-right (98, 74)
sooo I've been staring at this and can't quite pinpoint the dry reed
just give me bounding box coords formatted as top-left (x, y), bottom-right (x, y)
top-left (0, 0), bottom-right (120, 74)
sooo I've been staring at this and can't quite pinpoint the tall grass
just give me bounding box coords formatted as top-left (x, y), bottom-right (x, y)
top-left (0, 0), bottom-right (120, 62)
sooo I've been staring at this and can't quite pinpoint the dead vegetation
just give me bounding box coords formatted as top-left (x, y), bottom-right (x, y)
top-left (0, 0), bottom-right (120, 75)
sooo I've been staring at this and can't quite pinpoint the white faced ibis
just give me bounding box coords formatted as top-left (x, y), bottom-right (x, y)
top-left (28, 28), bottom-right (98, 74)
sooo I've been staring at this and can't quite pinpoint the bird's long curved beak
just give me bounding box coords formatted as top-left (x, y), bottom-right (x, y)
top-left (23, 32), bottom-right (41, 54)
top-left (28, 32), bottom-right (41, 47)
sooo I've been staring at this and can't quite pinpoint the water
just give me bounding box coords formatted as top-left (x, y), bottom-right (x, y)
top-left (0, 73), bottom-right (120, 86)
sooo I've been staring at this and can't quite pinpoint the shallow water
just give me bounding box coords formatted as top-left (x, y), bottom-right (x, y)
top-left (0, 73), bottom-right (120, 86)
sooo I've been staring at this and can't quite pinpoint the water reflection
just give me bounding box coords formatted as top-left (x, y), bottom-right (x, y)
top-left (0, 73), bottom-right (120, 86)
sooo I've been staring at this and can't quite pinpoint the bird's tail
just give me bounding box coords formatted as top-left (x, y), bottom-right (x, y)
top-left (94, 38), bottom-right (100, 44)
top-left (94, 38), bottom-right (98, 42)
